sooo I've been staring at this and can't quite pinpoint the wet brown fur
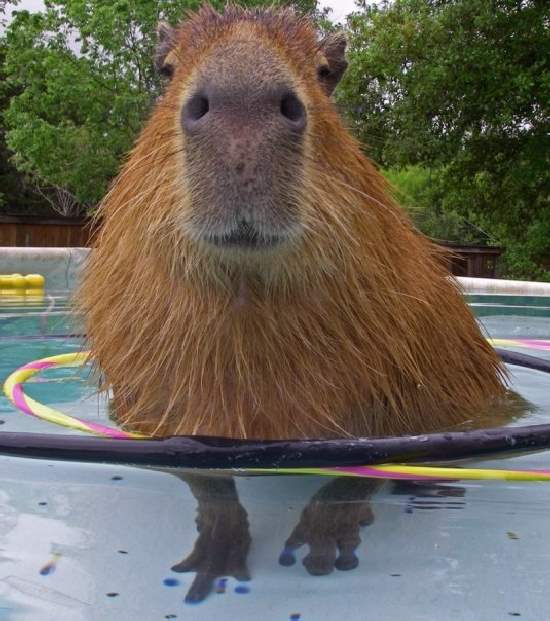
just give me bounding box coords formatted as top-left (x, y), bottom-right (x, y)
top-left (77, 5), bottom-right (508, 440)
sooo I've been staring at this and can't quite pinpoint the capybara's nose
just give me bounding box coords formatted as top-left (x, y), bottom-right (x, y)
top-left (181, 83), bottom-right (307, 136)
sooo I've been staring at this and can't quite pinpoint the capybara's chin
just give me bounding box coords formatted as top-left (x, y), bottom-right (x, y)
top-left (196, 219), bottom-right (302, 260)
top-left (78, 6), bottom-right (508, 440)
top-left (182, 202), bottom-right (304, 266)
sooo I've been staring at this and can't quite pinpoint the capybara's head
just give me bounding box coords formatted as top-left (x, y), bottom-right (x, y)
top-left (153, 6), bottom-right (347, 257)
top-left (92, 5), bottom-right (362, 284)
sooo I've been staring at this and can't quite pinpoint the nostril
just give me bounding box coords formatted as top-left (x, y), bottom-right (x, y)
top-left (182, 93), bottom-right (209, 130)
top-left (280, 92), bottom-right (306, 129)
top-left (188, 94), bottom-right (209, 120)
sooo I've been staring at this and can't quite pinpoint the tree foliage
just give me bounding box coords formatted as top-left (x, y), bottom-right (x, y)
top-left (1, 0), bottom-right (319, 208)
top-left (339, 0), bottom-right (549, 279)
top-left (383, 166), bottom-right (489, 245)
top-left (0, 35), bottom-right (52, 215)
top-left (2, 0), bottom-right (548, 280)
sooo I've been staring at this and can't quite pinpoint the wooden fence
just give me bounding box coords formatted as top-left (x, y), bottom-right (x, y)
top-left (441, 243), bottom-right (502, 279)
top-left (0, 217), bottom-right (503, 278)
top-left (0, 216), bottom-right (94, 248)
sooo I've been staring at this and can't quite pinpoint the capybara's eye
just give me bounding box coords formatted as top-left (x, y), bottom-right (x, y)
top-left (160, 64), bottom-right (174, 79)
top-left (280, 91), bottom-right (306, 127)
top-left (182, 93), bottom-right (210, 131)
top-left (318, 65), bottom-right (331, 79)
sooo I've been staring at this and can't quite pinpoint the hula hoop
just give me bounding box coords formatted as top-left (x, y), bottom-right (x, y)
top-left (2, 344), bottom-right (550, 481)
top-left (3, 352), bottom-right (145, 440)
top-left (489, 338), bottom-right (550, 351)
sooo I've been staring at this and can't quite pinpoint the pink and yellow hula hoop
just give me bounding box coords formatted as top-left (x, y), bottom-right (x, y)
top-left (3, 342), bottom-right (550, 481)
top-left (3, 352), bottom-right (144, 439)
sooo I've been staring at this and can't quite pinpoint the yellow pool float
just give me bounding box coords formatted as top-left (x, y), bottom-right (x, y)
top-left (0, 274), bottom-right (45, 298)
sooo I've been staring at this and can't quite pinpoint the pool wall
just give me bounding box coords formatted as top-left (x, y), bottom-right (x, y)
top-left (2, 247), bottom-right (550, 296)
top-left (0, 247), bottom-right (88, 291)
top-left (458, 276), bottom-right (550, 297)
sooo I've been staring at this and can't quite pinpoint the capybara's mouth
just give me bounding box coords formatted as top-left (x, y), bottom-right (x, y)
top-left (205, 224), bottom-right (283, 250)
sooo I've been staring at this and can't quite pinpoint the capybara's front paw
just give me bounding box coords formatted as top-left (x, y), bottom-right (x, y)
top-left (172, 494), bottom-right (251, 603)
top-left (279, 477), bottom-right (380, 576)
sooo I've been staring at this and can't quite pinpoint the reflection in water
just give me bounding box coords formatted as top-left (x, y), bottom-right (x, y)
top-left (170, 474), bottom-right (251, 604)
top-left (1, 457), bottom-right (550, 620)
top-left (3, 575), bottom-right (87, 610)
top-left (391, 481), bottom-right (466, 514)
top-left (169, 472), bottom-right (381, 603)
top-left (39, 553), bottom-right (62, 576)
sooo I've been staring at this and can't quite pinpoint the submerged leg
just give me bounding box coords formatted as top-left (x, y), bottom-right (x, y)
top-left (280, 477), bottom-right (382, 576)
top-left (171, 473), bottom-right (251, 603)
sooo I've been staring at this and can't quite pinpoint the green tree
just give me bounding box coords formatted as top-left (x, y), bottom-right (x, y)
top-left (383, 165), bottom-right (490, 245)
top-left (339, 0), bottom-right (549, 280)
top-left (0, 34), bottom-right (52, 215)
top-left (2, 0), bottom-right (319, 209)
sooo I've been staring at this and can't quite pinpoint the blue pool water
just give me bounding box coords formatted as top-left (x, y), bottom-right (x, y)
top-left (0, 293), bottom-right (549, 620)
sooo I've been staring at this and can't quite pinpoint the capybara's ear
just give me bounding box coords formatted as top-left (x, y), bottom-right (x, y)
top-left (156, 21), bottom-right (177, 79)
top-left (317, 32), bottom-right (348, 95)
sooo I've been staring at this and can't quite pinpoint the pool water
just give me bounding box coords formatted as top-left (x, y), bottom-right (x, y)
top-left (0, 293), bottom-right (549, 621)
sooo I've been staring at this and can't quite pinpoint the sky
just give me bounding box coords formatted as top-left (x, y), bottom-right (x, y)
top-left (4, 0), bottom-right (361, 24)
top-left (322, 0), bottom-right (359, 22)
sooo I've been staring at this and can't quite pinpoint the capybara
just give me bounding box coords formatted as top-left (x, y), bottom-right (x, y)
top-left (77, 5), bottom-right (511, 600)
top-left (78, 5), bottom-right (507, 440)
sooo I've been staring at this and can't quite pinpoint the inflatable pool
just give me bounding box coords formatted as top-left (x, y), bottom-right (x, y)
top-left (0, 286), bottom-right (549, 620)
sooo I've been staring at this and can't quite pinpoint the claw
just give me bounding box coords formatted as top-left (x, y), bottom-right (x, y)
top-left (278, 547), bottom-right (297, 566)
top-left (303, 554), bottom-right (335, 576)
top-left (281, 478), bottom-right (380, 576)
top-left (233, 567), bottom-right (251, 582)
top-left (171, 559), bottom-right (195, 573)
top-left (335, 553), bottom-right (359, 571)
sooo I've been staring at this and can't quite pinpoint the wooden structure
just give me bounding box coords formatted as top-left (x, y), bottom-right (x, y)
top-left (0, 216), bottom-right (503, 279)
top-left (440, 243), bottom-right (502, 279)
top-left (0, 215), bottom-right (94, 248)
